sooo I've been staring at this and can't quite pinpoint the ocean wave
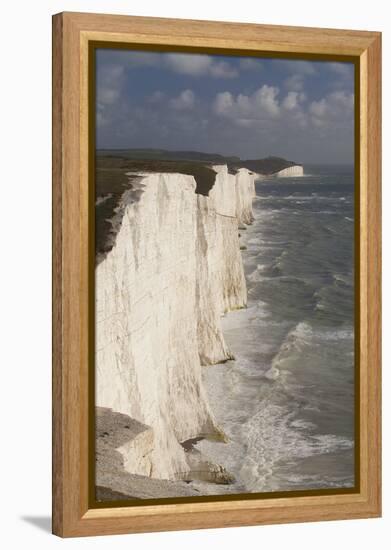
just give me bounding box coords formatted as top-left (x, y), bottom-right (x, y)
top-left (333, 273), bottom-right (352, 287)
top-left (282, 473), bottom-right (354, 489)
top-left (315, 328), bottom-right (354, 341)
top-left (313, 281), bottom-right (353, 320)
top-left (271, 250), bottom-right (288, 273)
top-left (312, 210), bottom-right (338, 214)
top-left (263, 322), bottom-right (312, 380)
top-left (239, 402), bottom-right (354, 491)
top-left (255, 194), bottom-right (349, 202)
top-left (221, 300), bottom-right (270, 331)
top-left (248, 266), bottom-right (268, 283)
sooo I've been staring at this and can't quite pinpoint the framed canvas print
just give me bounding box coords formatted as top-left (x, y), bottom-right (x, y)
top-left (52, 12), bottom-right (381, 537)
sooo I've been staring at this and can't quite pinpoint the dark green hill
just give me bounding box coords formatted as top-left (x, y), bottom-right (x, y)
top-left (232, 156), bottom-right (301, 174)
top-left (97, 148), bottom-right (240, 164)
top-left (95, 156), bottom-right (217, 261)
top-left (97, 149), bottom-right (301, 175)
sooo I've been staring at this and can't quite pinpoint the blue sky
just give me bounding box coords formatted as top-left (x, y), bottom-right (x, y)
top-left (96, 49), bottom-right (355, 164)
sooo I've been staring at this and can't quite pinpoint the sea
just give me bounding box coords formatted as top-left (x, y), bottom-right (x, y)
top-left (192, 165), bottom-right (356, 495)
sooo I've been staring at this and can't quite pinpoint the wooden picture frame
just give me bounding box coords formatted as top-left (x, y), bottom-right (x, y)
top-left (52, 11), bottom-right (381, 538)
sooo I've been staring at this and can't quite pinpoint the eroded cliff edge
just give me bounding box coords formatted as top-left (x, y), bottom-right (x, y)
top-left (95, 164), bottom-right (256, 495)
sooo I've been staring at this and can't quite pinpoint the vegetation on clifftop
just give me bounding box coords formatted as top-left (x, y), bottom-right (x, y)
top-left (96, 156), bottom-right (217, 259)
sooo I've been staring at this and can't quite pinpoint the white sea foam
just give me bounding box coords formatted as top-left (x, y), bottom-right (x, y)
top-left (313, 210), bottom-right (338, 214)
top-left (248, 267), bottom-right (267, 283)
top-left (290, 419), bottom-right (317, 430)
top-left (256, 195), bottom-right (341, 202)
top-left (197, 171), bottom-right (355, 494)
top-left (333, 273), bottom-right (352, 286)
top-left (239, 402), bottom-right (354, 492)
top-left (96, 193), bottom-right (113, 205)
top-left (315, 328), bottom-right (354, 341)
top-left (262, 322), bottom-right (312, 381)
top-left (276, 322), bottom-right (312, 355)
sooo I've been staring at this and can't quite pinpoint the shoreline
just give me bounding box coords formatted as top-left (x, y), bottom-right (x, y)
top-left (184, 185), bottom-right (260, 496)
top-left (191, 172), bottom-right (355, 494)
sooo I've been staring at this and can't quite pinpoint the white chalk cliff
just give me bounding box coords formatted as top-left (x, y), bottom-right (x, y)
top-left (96, 164), bottom-right (256, 486)
top-left (275, 165), bottom-right (304, 177)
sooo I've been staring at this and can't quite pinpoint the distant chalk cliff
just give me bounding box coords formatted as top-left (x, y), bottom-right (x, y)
top-left (275, 165), bottom-right (304, 177)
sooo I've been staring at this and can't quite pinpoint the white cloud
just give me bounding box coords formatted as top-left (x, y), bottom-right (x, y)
top-left (275, 59), bottom-right (317, 76)
top-left (255, 86), bottom-right (280, 116)
top-left (165, 54), bottom-right (211, 76)
top-left (328, 62), bottom-right (354, 77)
top-left (235, 118), bottom-right (255, 128)
top-left (96, 64), bottom-right (126, 128)
top-left (100, 50), bottom-right (240, 79)
top-left (214, 91), bottom-right (234, 115)
top-left (209, 60), bottom-right (238, 78)
top-left (239, 58), bottom-right (263, 71)
top-left (125, 51), bottom-right (160, 68)
top-left (98, 88), bottom-right (120, 105)
top-left (212, 85), bottom-right (319, 134)
top-left (330, 90), bottom-right (354, 109)
top-left (309, 91), bottom-right (354, 127)
top-left (283, 91), bottom-right (300, 110)
top-left (214, 85), bottom-right (281, 123)
top-left (280, 60), bottom-right (319, 93)
top-left (96, 109), bottom-right (107, 128)
top-left (112, 51), bottom-right (238, 78)
top-left (148, 91), bottom-right (166, 104)
top-left (98, 51), bottom-right (239, 83)
top-left (284, 74), bottom-right (305, 91)
top-left (289, 61), bottom-right (317, 75)
top-left (309, 98), bottom-right (327, 117)
top-left (170, 89), bottom-right (196, 110)
top-left (327, 62), bottom-right (354, 91)
top-left (165, 53), bottom-right (238, 78)
top-left (96, 65), bottom-right (124, 105)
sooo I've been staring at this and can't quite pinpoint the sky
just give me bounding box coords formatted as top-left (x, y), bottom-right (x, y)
top-left (96, 49), bottom-right (355, 164)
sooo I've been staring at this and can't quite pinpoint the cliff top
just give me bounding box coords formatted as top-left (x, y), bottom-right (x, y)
top-left (97, 148), bottom-right (240, 164)
top-left (95, 151), bottom-right (302, 261)
top-left (96, 156), bottom-right (218, 260)
top-left (97, 149), bottom-right (302, 176)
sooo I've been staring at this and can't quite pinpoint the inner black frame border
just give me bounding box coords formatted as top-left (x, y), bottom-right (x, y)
top-left (87, 41), bottom-right (361, 509)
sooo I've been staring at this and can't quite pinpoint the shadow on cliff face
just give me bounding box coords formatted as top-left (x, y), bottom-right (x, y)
top-left (95, 407), bottom-right (234, 502)
top-left (95, 407), bottom-right (200, 501)
top-left (95, 156), bottom-right (218, 264)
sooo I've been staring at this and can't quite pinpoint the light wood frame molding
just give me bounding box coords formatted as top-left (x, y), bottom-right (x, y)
top-left (52, 11), bottom-right (381, 538)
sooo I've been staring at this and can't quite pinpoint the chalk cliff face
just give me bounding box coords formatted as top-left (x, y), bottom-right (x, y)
top-left (235, 168), bottom-right (256, 224)
top-left (275, 165), bottom-right (304, 177)
top-left (96, 165), bottom-right (255, 484)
